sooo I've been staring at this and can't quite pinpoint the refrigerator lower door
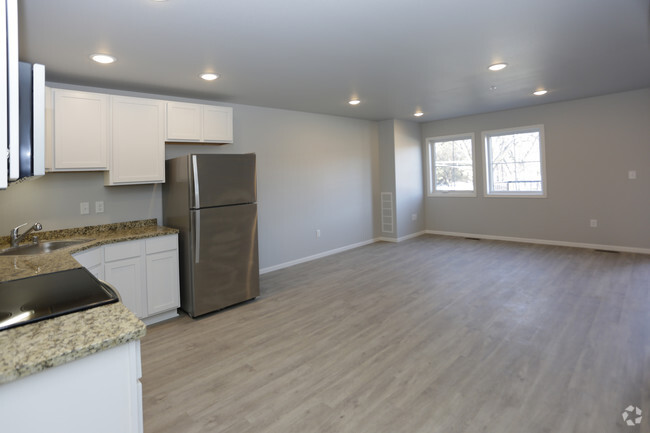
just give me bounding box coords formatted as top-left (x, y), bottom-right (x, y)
top-left (186, 203), bottom-right (260, 317)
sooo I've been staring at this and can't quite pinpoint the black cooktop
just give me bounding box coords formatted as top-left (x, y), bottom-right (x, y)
top-left (0, 268), bottom-right (119, 331)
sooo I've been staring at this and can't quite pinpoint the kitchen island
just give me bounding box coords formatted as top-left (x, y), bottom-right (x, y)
top-left (0, 219), bottom-right (179, 433)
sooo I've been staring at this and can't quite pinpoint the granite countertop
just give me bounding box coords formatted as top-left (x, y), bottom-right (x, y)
top-left (0, 218), bottom-right (178, 282)
top-left (0, 302), bottom-right (145, 384)
top-left (0, 219), bottom-right (179, 385)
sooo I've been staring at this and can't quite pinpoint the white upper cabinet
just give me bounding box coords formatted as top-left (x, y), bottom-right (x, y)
top-left (45, 86), bottom-right (234, 183)
top-left (46, 88), bottom-right (109, 171)
top-left (105, 96), bottom-right (164, 186)
top-left (203, 105), bottom-right (233, 142)
top-left (166, 102), bottom-right (233, 143)
top-left (165, 102), bottom-right (201, 140)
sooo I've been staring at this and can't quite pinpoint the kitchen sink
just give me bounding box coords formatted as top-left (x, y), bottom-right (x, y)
top-left (0, 239), bottom-right (92, 256)
top-left (0, 267), bottom-right (119, 331)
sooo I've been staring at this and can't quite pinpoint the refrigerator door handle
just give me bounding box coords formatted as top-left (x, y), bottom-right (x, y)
top-left (194, 210), bottom-right (201, 264)
top-left (192, 155), bottom-right (200, 208)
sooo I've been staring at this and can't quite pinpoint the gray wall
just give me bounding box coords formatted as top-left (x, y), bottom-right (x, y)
top-left (0, 85), bottom-right (380, 270)
top-left (378, 120), bottom-right (397, 239)
top-left (0, 172), bottom-right (161, 231)
top-left (421, 88), bottom-right (650, 249)
top-left (393, 119), bottom-right (424, 238)
top-left (167, 104), bottom-right (380, 269)
top-left (377, 119), bottom-right (425, 240)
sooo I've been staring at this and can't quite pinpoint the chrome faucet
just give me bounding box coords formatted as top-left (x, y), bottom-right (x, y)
top-left (10, 222), bottom-right (43, 247)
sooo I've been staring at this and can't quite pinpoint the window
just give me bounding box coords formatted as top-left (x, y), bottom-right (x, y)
top-left (426, 133), bottom-right (475, 196)
top-left (483, 125), bottom-right (546, 197)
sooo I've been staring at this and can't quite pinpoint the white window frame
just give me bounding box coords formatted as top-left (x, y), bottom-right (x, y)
top-left (482, 125), bottom-right (547, 198)
top-left (426, 133), bottom-right (476, 197)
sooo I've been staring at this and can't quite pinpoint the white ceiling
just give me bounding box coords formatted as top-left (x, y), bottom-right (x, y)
top-left (18, 0), bottom-right (650, 122)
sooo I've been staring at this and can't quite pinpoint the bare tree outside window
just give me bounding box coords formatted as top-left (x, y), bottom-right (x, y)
top-left (484, 126), bottom-right (546, 196)
top-left (434, 139), bottom-right (473, 190)
top-left (427, 134), bottom-right (475, 196)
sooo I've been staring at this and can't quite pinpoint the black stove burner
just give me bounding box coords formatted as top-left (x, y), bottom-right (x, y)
top-left (0, 268), bottom-right (118, 331)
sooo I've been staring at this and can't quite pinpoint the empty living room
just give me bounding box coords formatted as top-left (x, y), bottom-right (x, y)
top-left (5, 0), bottom-right (649, 432)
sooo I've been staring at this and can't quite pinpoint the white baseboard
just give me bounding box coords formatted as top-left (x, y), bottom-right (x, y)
top-left (260, 229), bottom-right (648, 276)
top-left (142, 309), bottom-right (179, 326)
top-left (397, 231), bottom-right (427, 242)
top-left (377, 230), bottom-right (427, 243)
top-left (260, 239), bottom-right (378, 274)
top-left (425, 230), bottom-right (650, 255)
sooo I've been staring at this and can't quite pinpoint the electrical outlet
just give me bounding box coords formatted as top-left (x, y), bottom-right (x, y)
top-left (80, 202), bottom-right (90, 215)
top-left (590, 219), bottom-right (598, 228)
top-left (411, 213), bottom-right (417, 221)
top-left (628, 170), bottom-right (637, 180)
top-left (95, 201), bottom-right (104, 213)
top-left (316, 229), bottom-right (321, 239)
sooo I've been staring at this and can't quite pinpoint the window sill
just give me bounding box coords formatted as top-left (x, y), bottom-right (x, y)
top-left (428, 192), bottom-right (477, 198)
top-left (485, 193), bottom-right (547, 198)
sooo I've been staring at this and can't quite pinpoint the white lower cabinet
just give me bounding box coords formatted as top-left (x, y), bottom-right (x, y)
top-left (145, 236), bottom-right (180, 315)
top-left (73, 234), bottom-right (180, 324)
top-left (0, 341), bottom-right (143, 433)
top-left (104, 242), bottom-right (146, 318)
top-left (72, 247), bottom-right (104, 280)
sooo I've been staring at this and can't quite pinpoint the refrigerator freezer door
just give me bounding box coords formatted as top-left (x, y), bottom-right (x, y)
top-left (186, 203), bottom-right (260, 316)
top-left (189, 153), bottom-right (256, 209)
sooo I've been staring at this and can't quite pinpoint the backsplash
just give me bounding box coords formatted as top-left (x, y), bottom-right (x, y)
top-left (0, 219), bottom-right (159, 247)
top-left (0, 172), bottom-right (161, 234)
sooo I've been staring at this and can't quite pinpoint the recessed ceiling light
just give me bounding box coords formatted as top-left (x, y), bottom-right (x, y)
top-left (414, 111), bottom-right (424, 117)
top-left (90, 54), bottom-right (116, 64)
top-left (488, 63), bottom-right (508, 71)
top-left (200, 73), bottom-right (219, 81)
top-left (533, 89), bottom-right (548, 96)
top-left (349, 99), bottom-right (361, 106)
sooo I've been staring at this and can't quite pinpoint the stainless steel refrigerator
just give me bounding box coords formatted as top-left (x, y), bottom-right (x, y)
top-left (162, 153), bottom-right (259, 317)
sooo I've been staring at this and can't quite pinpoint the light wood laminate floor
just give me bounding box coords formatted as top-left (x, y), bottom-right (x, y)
top-left (141, 235), bottom-right (650, 433)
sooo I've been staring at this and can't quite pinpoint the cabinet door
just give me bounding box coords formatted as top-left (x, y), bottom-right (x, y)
top-left (146, 249), bottom-right (180, 315)
top-left (105, 257), bottom-right (144, 318)
top-left (73, 247), bottom-right (102, 268)
top-left (51, 89), bottom-right (108, 170)
top-left (166, 102), bottom-right (201, 141)
top-left (107, 96), bottom-right (164, 185)
top-left (85, 263), bottom-right (104, 280)
top-left (73, 247), bottom-right (104, 280)
top-left (202, 105), bottom-right (233, 143)
top-left (0, 341), bottom-right (143, 433)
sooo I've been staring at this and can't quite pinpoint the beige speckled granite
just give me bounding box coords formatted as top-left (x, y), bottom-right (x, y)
top-left (0, 218), bottom-right (161, 246)
top-left (0, 219), bottom-right (178, 282)
top-left (0, 220), bottom-right (178, 385)
top-left (0, 302), bottom-right (146, 384)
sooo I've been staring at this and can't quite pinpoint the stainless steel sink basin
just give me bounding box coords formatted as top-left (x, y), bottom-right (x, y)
top-left (0, 239), bottom-right (92, 256)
